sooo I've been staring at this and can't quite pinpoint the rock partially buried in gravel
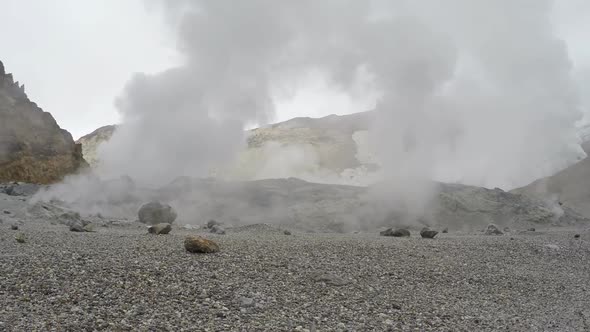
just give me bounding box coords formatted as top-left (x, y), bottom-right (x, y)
top-left (380, 228), bottom-right (411, 237)
top-left (442, 227), bottom-right (449, 233)
top-left (283, 230), bottom-right (292, 235)
top-left (138, 202), bottom-right (177, 225)
top-left (420, 227), bottom-right (438, 239)
top-left (184, 235), bottom-right (219, 253)
top-left (15, 233), bottom-right (26, 243)
top-left (148, 223), bottom-right (172, 235)
top-left (69, 223), bottom-right (85, 232)
top-left (240, 297), bottom-right (255, 308)
top-left (60, 211), bottom-right (82, 226)
top-left (83, 223), bottom-right (95, 232)
top-left (574, 234), bottom-right (581, 239)
top-left (210, 224), bottom-right (226, 235)
top-left (69, 222), bottom-right (95, 232)
top-left (485, 224), bottom-right (503, 235)
top-left (528, 227), bottom-right (536, 232)
top-left (10, 224), bottom-right (18, 230)
top-left (206, 219), bottom-right (219, 229)
top-left (311, 272), bottom-right (350, 286)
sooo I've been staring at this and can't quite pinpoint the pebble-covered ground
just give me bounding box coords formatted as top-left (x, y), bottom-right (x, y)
top-left (0, 223), bottom-right (589, 331)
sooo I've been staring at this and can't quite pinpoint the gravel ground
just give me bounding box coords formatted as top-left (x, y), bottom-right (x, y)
top-left (0, 223), bottom-right (589, 331)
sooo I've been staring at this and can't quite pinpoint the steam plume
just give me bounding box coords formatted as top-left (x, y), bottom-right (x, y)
top-left (35, 1), bottom-right (584, 226)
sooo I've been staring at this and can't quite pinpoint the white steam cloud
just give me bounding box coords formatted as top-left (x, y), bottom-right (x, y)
top-left (35, 0), bottom-right (585, 225)
top-left (94, 0), bottom-right (583, 191)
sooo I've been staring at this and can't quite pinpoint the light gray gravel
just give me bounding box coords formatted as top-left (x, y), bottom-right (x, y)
top-left (1, 222), bottom-right (589, 331)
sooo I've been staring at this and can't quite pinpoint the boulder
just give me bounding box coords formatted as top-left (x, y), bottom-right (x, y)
top-left (184, 235), bottom-right (219, 253)
top-left (138, 202), bottom-right (177, 225)
top-left (484, 224), bottom-right (503, 236)
top-left (206, 219), bottom-right (219, 229)
top-left (380, 228), bottom-right (411, 237)
top-left (210, 224), bottom-right (226, 235)
top-left (420, 227), bottom-right (438, 239)
top-left (69, 223), bottom-right (85, 232)
top-left (60, 211), bottom-right (82, 227)
top-left (148, 223), bottom-right (172, 235)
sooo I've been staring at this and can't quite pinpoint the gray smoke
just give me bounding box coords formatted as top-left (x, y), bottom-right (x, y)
top-left (97, 0), bottom-right (582, 188)
top-left (36, 0), bottom-right (584, 226)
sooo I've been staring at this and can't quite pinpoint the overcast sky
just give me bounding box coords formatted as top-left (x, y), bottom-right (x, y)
top-left (1, 0), bottom-right (589, 139)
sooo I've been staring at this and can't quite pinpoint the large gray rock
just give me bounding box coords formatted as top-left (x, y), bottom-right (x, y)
top-left (138, 202), bottom-right (177, 225)
top-left (484, 224), bottom-right (503, 235)
top-left (420, 227), bottom-right (438, 239)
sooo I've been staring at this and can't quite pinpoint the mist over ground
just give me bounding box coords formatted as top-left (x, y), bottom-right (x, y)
top-left (35, 0), bottom-right (588, 226)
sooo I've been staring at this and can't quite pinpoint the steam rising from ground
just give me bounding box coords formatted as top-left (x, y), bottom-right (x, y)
top-left (37, 1), bottom-right (585, 224)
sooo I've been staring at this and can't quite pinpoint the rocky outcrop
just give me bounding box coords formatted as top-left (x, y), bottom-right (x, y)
top-left (75, 125), bottom-right (117, 167)
top-left (0, 60), bottom-right (87, 183)
top-left (512, 156), bottom-right (590, 218)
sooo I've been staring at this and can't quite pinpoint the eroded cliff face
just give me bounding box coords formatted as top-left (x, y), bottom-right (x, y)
top-left (76, 125), bottom-right (117, 167)
top-left (0, 60), bottom-right (87, 183)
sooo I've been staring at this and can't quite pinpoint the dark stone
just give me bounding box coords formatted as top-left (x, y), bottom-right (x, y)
top-left (442, 227), bottom-right (449, 233)
top-left (210, 225), bottom-right (226, 235)
top-left (574, 234), bottom-right (580, 239)
top-left (420, 227), bottom-right (438, 239)
top-left (283, 230), bottom-right (292, 235)
top-left (527, 227), bottom-right (536, 232)
top-left (138, 202), bottom-right (177, 225)
top-left (148, 223), bottom-right (172, 235)
top-left (69, 223), bottom-right (85, 232)
top-left (206, 219), bottom-right (219, 229)
top-left (380, 228), bottom-right (411, 237)
top-left (485, 224), bottom-right (503, 236)
top-left (10, 224), bottom-right (18, 230)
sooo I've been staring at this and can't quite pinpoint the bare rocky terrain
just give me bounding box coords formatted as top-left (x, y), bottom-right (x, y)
top-left (2, 56), bottom-right (590, 331)
top-left (1, 211), bottom-right (589, 331)
top-left (1, 181), bottom-right (590, 331)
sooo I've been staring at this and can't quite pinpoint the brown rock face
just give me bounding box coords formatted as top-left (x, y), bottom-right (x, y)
top-left (0, 60), bottom-right (87, 183)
